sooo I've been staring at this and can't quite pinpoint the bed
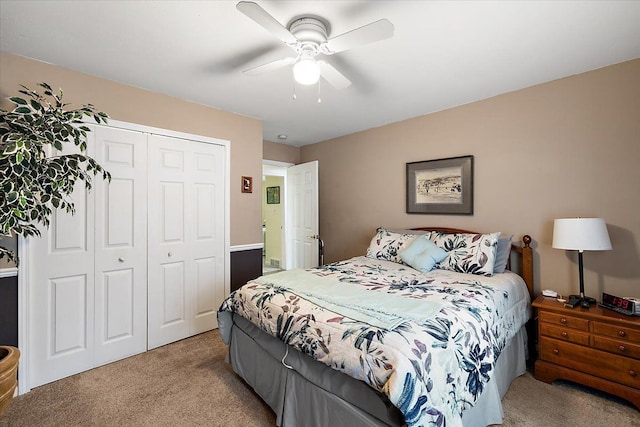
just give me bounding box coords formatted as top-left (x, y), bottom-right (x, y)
top-left (218, 227), bottom-right (534, 427)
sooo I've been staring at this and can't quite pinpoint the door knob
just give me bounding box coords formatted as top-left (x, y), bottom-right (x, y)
top-left (307, 234), bottom-right (319, 240)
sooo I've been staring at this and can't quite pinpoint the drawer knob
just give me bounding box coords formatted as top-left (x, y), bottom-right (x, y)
top-left (553, 348), bottom-right (560, 355)
top-left (618, 345), bottom-right (626, 352)
top-left (618, 330), bottom-right (626, 337)
top-left (629, 370), bottom-right (637, 377)
top-left (560, 318), bottom-right (567, 324)
top-left (561, 331), bottom-right (568, 337)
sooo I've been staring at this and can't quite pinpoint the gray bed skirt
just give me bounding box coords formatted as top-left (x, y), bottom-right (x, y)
top-left (218, 311), bottom-right (528, 427)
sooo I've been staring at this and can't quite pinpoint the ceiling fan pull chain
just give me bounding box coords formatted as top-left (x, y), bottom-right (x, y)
top-left (292, 79), bottom-right (297, 100)
top-left (317, 79), bottom-right (322, 104)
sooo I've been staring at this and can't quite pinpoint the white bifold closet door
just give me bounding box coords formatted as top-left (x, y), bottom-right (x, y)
top-left (28, 126), bottom-right (148, 387)
top-left (28, 156), bottom-right (96, 387)
top-left (27, 125), bottom-right (226, 388)
top-left (147, 134), bottom-right (225, 350)
top-left (93, 126), bottom-right (148, 365)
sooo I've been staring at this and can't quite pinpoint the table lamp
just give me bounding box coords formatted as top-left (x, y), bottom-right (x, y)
top-left (552, 218), bottom-right (612, 307)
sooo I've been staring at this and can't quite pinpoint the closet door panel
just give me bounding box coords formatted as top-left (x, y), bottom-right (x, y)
top-left (162, 182), bottom-right (185, 243)
top-left (106, 179), bottom-right (134, 245)
top-left (28, 142), bottom-right (96, 388)
top-left (194, 256), bottom-right (216, 322)
top-left (148, 136), bottom-right (225, 348)
top-left (160, 261), bottom-right (187, 324)
top-left (190, 144), bottom-right (225, 335)
top-left (50, 275), bottom-right (90, 355)
top-left (148, 135), bottom-right (190, 349)
top-left (51, 185), bottom-right (89, 251)
top-left (94, 126), bottom-right (147, 365)
top-left (101, 269), bottom-right (134, 339)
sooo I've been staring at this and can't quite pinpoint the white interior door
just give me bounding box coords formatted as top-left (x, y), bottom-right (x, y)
top-left (28, 141), bottom-right (96, 388)
top-left (285, 161), bottom-right (319, 269)
top-left (93, 126), bottom-right (148, 365)
top-left (147, 135), bottom-right (225, 349)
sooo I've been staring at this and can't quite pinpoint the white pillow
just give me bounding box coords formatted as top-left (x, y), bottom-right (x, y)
top-left (429, 232), bottom-right (501, 276)
top-left (365, 227), bottom-right (427, 264)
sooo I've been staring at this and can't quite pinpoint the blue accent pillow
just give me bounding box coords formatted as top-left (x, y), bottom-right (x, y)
top-left (493, 235), bottom-right (513, 274)
top-left (399, 235), bottom-right (448, 273)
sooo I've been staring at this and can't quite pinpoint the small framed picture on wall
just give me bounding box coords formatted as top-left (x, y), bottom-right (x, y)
top-left (242, 176), bottom-right (253, 193)
top-left (266, 186), bottom-right (280, 204)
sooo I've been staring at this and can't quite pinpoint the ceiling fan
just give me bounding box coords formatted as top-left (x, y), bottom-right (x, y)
top-left (236, 1), bottom-right (394, 90)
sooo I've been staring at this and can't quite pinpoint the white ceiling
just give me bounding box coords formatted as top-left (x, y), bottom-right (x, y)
top-left (1, 1), bottom-right (639, 147)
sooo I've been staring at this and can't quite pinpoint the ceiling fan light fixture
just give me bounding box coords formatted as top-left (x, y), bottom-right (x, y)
top-left (293, 59), bottom-right (320, 85)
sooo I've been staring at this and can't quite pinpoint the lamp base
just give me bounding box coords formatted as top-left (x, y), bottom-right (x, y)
top-left (569, 294), bottom-right (597, 308)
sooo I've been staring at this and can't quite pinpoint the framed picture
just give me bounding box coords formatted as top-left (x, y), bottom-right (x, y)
top-left (406, 155), bottom-right (474, 215)
top-left (266, 186), bottom-right (280, 204)
top-left (242, 176), bottom-right (253, 193)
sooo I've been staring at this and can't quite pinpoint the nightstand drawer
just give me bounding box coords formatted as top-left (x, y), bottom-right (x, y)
top-left (539, 311), bottom-right (589, 331)
top-left (540, 323), bottom-right (590, 345)
top-left (593, 321), bottom-right (640, 342)
top-left (539, 337), bottom-right (640, 389)
top-left (593, 336), bottom-right (640, 360)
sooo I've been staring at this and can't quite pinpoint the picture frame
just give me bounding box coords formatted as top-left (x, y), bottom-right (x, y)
top-left (266, 186), bottom-right (280, 204)
top-left (406, 155), bottom-right (474, 215)
top-left (241, 176), bottom-right (253, 193)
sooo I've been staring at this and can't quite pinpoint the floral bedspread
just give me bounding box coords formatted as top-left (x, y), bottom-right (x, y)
top-left (218, 256), bottom-right (531, 427)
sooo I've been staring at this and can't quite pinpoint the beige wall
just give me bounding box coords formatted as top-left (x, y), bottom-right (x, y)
top-left (263, 140), bottom-right (301, 164)
top-left (0, 51), bottom-right (263, 248)
top-left (301, 59), bottom-right (640, 298)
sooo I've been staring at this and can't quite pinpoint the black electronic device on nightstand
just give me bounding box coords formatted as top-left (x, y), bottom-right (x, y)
top-left (600, 292), bottom-right (638, 316)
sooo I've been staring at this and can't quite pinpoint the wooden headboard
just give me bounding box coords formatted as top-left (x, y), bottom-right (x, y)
top-left (410, 227), bottom-right (534, 299)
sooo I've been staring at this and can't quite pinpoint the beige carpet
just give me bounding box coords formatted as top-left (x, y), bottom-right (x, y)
top-left (1, 331), bottom-right (637, 426)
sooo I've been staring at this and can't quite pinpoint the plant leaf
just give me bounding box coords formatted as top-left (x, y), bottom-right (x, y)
top-left (13, 106), bottom-right (31, 114)
top-left (9, 97), bottom-right (27, 105)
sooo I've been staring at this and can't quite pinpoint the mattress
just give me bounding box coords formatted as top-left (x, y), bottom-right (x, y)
top-left (219, 256), bottom-right (532, 426)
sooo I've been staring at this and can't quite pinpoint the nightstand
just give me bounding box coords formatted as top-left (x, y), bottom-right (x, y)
top-left (532, 295), bottom-right (640, 409)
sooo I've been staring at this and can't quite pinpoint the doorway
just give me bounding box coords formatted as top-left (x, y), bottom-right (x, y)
top-left (262, 161), bottom-right (291, 275)
top-left (262, 159), bottom-right (320, 273)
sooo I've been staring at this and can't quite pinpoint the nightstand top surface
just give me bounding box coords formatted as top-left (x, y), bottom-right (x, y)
top-left (533, 295), bottom-right (640, 326)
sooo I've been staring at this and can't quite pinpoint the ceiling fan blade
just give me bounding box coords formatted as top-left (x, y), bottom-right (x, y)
top-left (324, 19), bottom-right (394, 54)
top-left (236, 1), bottom-right (298, 45)
top-left (317, 61), bottom-right (351, 90)
top-left (243, 57), bottom-right (296, 75)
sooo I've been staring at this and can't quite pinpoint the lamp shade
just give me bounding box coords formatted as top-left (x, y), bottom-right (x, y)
top-left (552, 218), bottom-right (612, 251)
top-left (293, 59), bottom-right (320, 85)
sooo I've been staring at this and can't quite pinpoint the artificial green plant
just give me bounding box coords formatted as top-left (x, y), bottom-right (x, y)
top-left (0, 82), bottom-right (110, 265)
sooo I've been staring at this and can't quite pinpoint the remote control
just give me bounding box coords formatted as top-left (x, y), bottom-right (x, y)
top-left (564, 296), bottom-right (580, 308)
